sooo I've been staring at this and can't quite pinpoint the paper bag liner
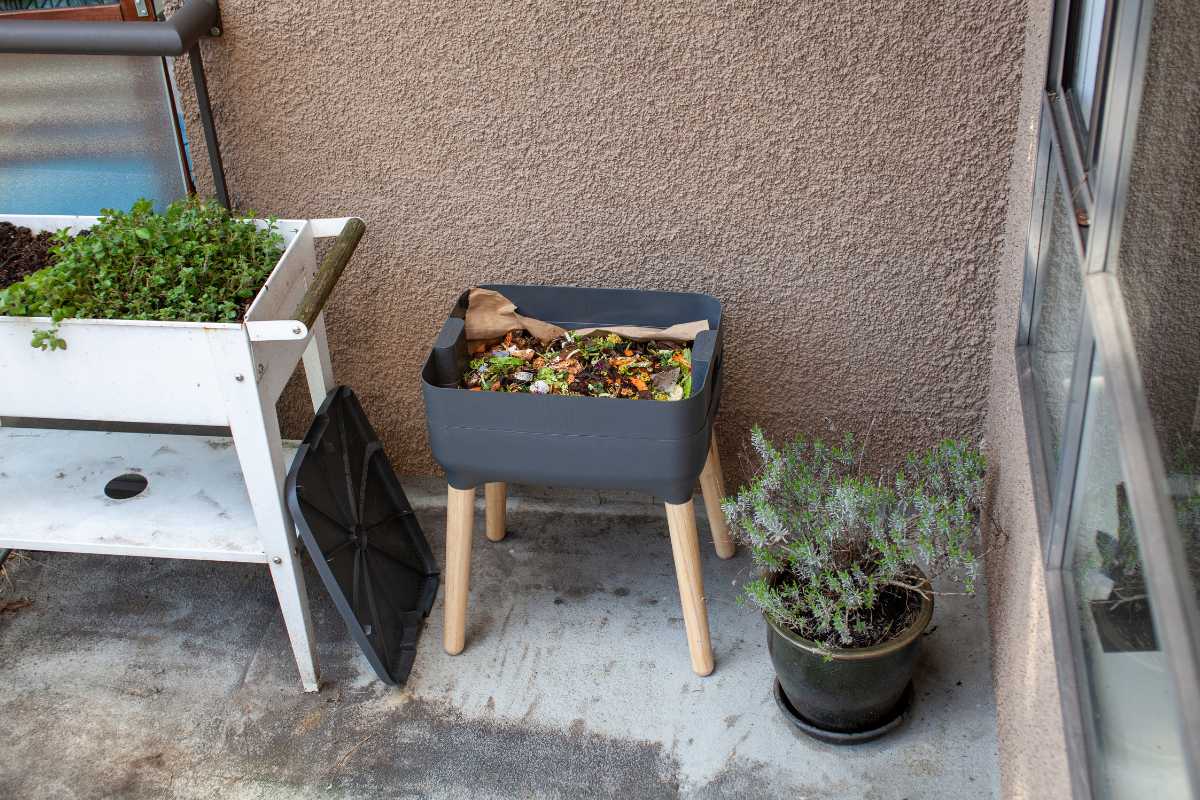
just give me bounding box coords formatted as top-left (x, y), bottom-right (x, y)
top-left (465, 287), bottom-right (709, 345)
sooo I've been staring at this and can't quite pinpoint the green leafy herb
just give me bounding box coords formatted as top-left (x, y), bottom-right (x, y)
top-left (0, 198), bottom-right (283, 350)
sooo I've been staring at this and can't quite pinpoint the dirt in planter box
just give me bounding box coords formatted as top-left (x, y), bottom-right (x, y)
top-left (0, 222), bottom-right (59, 289)
top-left (462, 329), bottom-right (693, 401)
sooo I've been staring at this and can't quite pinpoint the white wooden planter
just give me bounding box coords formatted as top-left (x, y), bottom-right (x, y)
top-left (0, 214), bottom-right (365, 692)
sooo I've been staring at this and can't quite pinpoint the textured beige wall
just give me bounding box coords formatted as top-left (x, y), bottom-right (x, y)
top-left (983, 0), bottom-right (1074, 797)
top-left (175, 0), bottom-right (1025, 479)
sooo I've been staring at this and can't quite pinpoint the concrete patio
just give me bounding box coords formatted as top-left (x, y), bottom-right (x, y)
top-left (0, 480), bottom-right (999, 799)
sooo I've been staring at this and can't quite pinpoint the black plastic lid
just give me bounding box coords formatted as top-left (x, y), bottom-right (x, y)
top-left (286, 386), bottom-right (439, 686)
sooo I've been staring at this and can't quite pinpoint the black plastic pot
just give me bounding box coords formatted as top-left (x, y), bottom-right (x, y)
top-left (421, 285), bottom-right (723, 503)
top-left (768, 588), bottom-right (934, 743)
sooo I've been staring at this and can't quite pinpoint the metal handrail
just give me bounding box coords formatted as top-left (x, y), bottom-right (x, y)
top-left (0, 0), bottom-right (217, 56)
top-left (0, 0), bottom-right (229, 208)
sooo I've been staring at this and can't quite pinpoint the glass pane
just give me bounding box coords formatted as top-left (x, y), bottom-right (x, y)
top-left (0, 54), bottom-right (188, 214)
top-left (1114, 0), bottom-right (1200, 600)
top-left (1029, 160), bottom-right (1085, 476)
top-left (1067, 349), bottom-right (1193, 799)
top-left (1068, 0), bottom-right (1107, 125)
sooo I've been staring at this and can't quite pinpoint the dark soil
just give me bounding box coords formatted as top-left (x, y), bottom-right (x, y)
top-left (0, 222), bottom-right (56, 289)
top-left (772, 572), bottom-right (927, 650)
top-left (842, 584), bottom-right (925, 649)
top-left (1092, 595), bottom-right (1158, 652)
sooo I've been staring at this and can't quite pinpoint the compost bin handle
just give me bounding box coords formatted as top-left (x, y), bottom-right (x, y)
top-left (293, 218), bottom-right (365, 329)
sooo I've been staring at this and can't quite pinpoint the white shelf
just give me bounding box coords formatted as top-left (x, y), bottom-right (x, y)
top-left (0, 427), bottom-right (298, 562)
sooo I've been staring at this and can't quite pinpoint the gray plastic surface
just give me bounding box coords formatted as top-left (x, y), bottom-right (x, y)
top-left (421, 285), bottom-right (723, 503)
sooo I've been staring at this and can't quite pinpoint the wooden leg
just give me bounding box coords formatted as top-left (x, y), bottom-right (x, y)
top-left (665, 499), bottom-right (715, 676)
top-left (485, 482), bottom-right (507, 542)
top-left (444, 485), bottom-right (476, 655)
top-left (699, 435), bottom-right (736, 559)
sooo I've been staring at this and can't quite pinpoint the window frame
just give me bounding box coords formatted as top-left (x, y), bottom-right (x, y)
top-left (1018, 0), bottom-right (1200, 795)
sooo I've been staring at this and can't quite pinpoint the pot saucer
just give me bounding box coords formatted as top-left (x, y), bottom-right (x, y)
top-left (773, 678), bottom-right (912, 745)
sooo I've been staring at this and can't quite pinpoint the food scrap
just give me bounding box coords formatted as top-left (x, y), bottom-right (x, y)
top-left (462, 330), bottom-right (693, 401)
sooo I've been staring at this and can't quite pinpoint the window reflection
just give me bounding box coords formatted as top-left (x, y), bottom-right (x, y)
top-left (1067, 350), bottom-right (1192, 800)
top-left (1030, 162), bottom-right (1085, 477)
top-left (1114, 0), bottom-right (1200, 605)
top-left (1068, 0), bottom-right (1107, 126)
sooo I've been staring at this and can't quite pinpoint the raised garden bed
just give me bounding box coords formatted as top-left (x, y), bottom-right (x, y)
top-left (0, 205), bottom-right (366, 693)
top-left (0, 208), bottom-right (361, 425)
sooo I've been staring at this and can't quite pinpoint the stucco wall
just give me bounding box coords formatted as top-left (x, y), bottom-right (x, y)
top-left (173, 0), bottom-right (1025, 480)
top-left (983, 0), bottom-right (1074, 797)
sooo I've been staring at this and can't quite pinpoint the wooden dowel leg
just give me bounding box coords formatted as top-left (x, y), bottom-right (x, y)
top-left (700, 435), bottom-right (736, 559)
top-left (444, 485), bottom-right (476, 655)
top-left (665, 499), bottom-right (715, 676)
top-left (485, 482), bottom-right (507, 542)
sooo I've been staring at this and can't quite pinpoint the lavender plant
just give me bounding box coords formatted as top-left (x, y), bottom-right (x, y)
top-left (723, 427), bottom-right (986, 650)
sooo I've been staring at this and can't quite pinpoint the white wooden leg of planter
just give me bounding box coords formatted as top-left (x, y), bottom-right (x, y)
top-left (213, 332), bottom-right (320, 692)
top-left (301, 313), bottom-right (335, 412)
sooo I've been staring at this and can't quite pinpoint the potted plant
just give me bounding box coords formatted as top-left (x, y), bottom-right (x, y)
top-left (1090, 478), bottom-right (1199, 652)
top-left (723, 427), bottom-right (986, 743)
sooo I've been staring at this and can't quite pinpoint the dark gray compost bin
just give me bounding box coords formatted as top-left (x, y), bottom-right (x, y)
top-left (421, 285), bottom-right (723, 504)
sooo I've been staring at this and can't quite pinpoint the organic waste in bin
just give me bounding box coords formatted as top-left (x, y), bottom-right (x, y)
top-left (463, 329), bottom-right (696, 400)
top-left (287, 387), bottom-right (439, 686)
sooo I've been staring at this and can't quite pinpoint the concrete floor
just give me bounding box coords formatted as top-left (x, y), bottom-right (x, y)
top-left (0, 480), bottom-right (1000, 799)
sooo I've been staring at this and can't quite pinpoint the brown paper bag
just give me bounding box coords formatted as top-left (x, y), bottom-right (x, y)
top-left (465, 288), bottom-right (709, 345)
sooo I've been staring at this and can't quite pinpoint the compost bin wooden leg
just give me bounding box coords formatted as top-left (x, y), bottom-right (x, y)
top-left (485, 482), bottom-right (507, 542)
top-left (699, 434), bottom-right (736, 559)
top-left (444, 485), bottom-right (476, 655)
top-left (213, 331), bottom-right (320, 692)
top-left (301, 313), bottom-right (335, 411)
top-left (665, 499), bottom-right (715, 676)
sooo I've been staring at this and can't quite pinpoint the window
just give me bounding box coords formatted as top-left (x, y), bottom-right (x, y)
top-left (1063, 0), bottom-right (1111, 137)
top-left (1019, 0), bottom-right (1200, 797)
top-left (1065, 349), bottom-right (1193, 797)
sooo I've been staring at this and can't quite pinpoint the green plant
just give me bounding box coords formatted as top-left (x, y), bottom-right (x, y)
top-left (723, 428), bottom-right (986, 650)
top-left (1096, 476), bottom-right (1200, 608)
top-left (0, 198), bottom-right (282, 350)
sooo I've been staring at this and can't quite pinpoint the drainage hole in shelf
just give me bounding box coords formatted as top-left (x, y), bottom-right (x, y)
top-left (104, 473), bottom-right (148, 500)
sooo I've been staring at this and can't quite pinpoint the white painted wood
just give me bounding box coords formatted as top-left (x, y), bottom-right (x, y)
top-left (255, 336), bottom-right (314, 407)
top-left (0, 319), bottom-right (239, 425)
top-left (301, 313), bottom-right (335, 411)
top-left (309, 217), bottom-right (357, 238)
top-left (209, 326), bottom-right (320, 692)
top-left (0, 427), bottom-right (297, 562)
top-left (245, 320), bottom-right (308, 342)
top-left (244, 219), bottom-right (313, 325)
